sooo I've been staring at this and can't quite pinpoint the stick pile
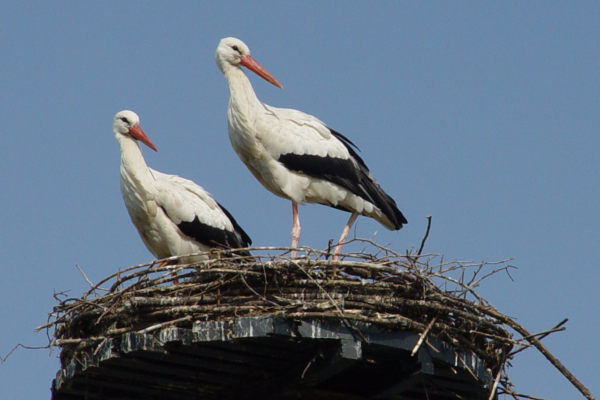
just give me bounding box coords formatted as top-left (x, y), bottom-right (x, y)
top-left (42, 242), bottom-right (515, 370)
top-left (38, 240), bottom-right (594, 399)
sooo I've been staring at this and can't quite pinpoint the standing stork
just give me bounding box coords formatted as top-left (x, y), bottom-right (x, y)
top-left (215, 37), bottom-right (406, 259)
top-left (113, 110), bottom-right (252, 280)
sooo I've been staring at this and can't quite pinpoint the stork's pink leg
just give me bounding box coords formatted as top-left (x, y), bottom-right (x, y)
top-left (158, 260), bottom-right (179, 284)
top-left (333, 212), bottom-right (358, 261)
top-left (291, 201), bottom-right (301, 258)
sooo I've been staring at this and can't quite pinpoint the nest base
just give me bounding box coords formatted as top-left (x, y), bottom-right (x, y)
top-left (52, 316), bottom-right (496, 400)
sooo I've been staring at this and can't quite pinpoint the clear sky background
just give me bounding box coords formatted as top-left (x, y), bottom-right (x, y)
top-left (1, 2), bottom-right (598, 399)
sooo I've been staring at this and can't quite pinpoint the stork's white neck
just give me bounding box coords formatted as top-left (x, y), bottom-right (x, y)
top-left (117, 133), bottom-right (154, 192)
top-left (223, 64), bottom-right (264, 129)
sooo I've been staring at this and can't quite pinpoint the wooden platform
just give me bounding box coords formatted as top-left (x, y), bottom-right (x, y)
top-left (52, 316), bottom-right (496, 400)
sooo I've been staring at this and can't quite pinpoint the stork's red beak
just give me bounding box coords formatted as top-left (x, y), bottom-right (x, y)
top-left (129, 124), bottom-right (158, 152)
top-left (240, 55), bottom-right (283, 89)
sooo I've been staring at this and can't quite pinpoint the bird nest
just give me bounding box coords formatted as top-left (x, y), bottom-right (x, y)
top-left (38, 239), bottom-right (590, 399)
top-left (42, 240), bottom-right (518, 368)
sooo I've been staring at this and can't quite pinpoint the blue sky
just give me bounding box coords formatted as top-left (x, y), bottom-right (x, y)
top-left (1, 2), bottom-right (598, 399)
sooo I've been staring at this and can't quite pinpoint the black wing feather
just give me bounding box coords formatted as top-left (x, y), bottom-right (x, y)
top-left (216, 201), bottom-right (253, 247)
top-left (329, 128), bottom-right (367, 169)
top-left (277, 128), bottom-right (407, 229)
top-left (161, 206), bottom-right (252, 257)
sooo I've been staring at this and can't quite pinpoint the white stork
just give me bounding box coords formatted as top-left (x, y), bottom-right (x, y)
top-left (113, 110), bottom-right (252, 279)
top-left (215, 37), bottom-right (406, 259)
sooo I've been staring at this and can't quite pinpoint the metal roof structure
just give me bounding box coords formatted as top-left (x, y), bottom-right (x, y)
top-left (52, 316), bottom-right (497, 400)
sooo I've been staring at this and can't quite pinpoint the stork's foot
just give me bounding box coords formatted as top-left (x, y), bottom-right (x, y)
top-left (157, 260), bottom-right (179, 284)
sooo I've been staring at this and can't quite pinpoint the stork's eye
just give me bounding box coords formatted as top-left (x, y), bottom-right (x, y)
top-left (120, 117), bottom-right (129, 125)
top-left (232, 45), bottom-right (241, 54)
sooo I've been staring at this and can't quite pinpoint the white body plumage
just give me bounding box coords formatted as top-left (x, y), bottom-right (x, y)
top-left (114, 110), bottom-right (251, 264)
top-left (228, 98), bottom-right (385, 225)
top-left (215, 38), bottom-right (405, 257)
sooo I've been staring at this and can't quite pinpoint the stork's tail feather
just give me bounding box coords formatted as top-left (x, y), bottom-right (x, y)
top-left (360, 176), bottom-right (407, 230)
top-left (329, 128), bottom-right (406, 230)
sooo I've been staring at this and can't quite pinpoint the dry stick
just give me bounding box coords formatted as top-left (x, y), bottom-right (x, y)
top-left (462, 265), bottom-right (517, 296)
top-left (139, 315), bottom-right (193, 334)
top-left (432, 259), bottom-right (513, 278)
top-left (349, 295), bottom-right (508, 338)
top-left (417, 215), bottom-right (432, 256)
top-left (239, 273), bottom-right (280, 307)
top-left (96, 290), bottom-right (130, 324)
top-left (93, 338), bottom-right (109, 355)
top-left (301, 352), bottom-right (320, 379)
top-left (428, 271), bottom-right (486, 305)
top-left (326, 239), bottom-right (334, 260)
top-left (500, 391), bottom-right (550, 400)
top-left (75, 264), bottom-right (95, 289)
top-left (411, 316), bottom-right (437, 356)
top-left (488, 366), bottom-right (504, 400)
top-left (483, 308), bottom-right (595, 400)
top-left (291, 261), bottom-right (369, 344)
top-left (262, 263), bottom-right (268, 297)
top-left (35, 298), bottom-right (110, 332)
top-left (83, 260), bottom-right (157, 298)
top-left (458, 356), bottom-right (479, 381)
top-left (507, 326), bottom-right (567, 353)
top-left (285, 311), bottom-right (427, 332)
top-left (1, 343), bottom-right (51, 363)
top-left (519, 322), bottom-right (568, 342)
top-left (506, 391), bottom-right (521, 400)
top-left (292, 262), bottom-right (347, 318)
top-left (470, 330), bottom-right (530, 347)
top-left (466, 264), bottom-right (485, 288)
top-left (510, 318), bottom-right (569, 356)
top-left (54, 338), bottom-right (105, 346)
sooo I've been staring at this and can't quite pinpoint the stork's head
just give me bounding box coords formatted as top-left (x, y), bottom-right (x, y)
top-left (215, 37), bottom-right (282, 89)
top-left (113, 110), bottom-right (158, 152)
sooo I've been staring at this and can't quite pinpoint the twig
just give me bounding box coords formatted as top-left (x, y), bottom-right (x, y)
top-left (54, 338), bottom-right (105, 346)
top-left (488, 367), bottom-right (504, 400)
top-left (417, 215), bottom-right (432, 256)
top-left (510, 318), bottom-right (569, 356)
top-left (1, 343), bottom-right (51, 363)
top-left (411, 316), bottom-right (437, 356)
top-left (75, 264), bottom-right (94, 288)
top-left (291, 261), bottom-right (347, 318)
top-left (499, 389), bottom-right (551, 400)
top-left (293, 260), bottom-right (370, 343)
top-left (458, 357), bottom-right (479, 381)
top-left (139, 315), bottom-right (193, 334)
top-left (239, 272), bottom-right (280, 307)
top-left (483, 308), bottom-right (595, 400)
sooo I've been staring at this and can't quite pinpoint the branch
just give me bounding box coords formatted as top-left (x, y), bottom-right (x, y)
top-left (483, 308), bottom-right (595, 400)
top-left (75, 264), bottom-right (94, 288)
top-left (417, 215), bottom-right (432, 256)
top-left (1, 343), bottom-right (51, 363)
top-left (411, 316), bottom-right (437, 356)
top-left (510, 318), bottom-right (569, 356)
